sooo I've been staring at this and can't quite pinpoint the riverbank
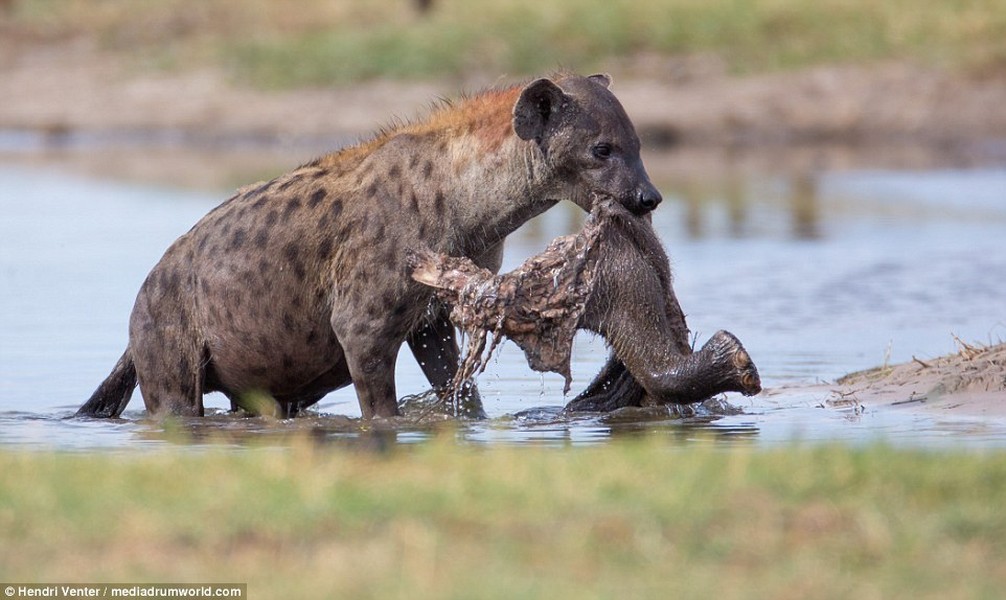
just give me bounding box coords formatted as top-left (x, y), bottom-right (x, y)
top-left (766, 341), bottom-right (1006, 420)
top-left (2, 36), bottom-right (1006, 157)
top-left (837, 340), bottom-right (1006, 417)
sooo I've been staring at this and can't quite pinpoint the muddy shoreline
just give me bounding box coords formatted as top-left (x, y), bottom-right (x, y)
top-left (3, 40), bottom-right (1006, 157)
top-left (766, 342), bottom-right (1006, 420)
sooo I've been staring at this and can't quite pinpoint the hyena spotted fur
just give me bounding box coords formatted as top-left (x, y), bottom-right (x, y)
top-left (78, 73), bottom-right (663, 420)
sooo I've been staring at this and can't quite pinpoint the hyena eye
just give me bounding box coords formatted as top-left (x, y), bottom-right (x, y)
top-left (591, 143), bottom-right (612, 160)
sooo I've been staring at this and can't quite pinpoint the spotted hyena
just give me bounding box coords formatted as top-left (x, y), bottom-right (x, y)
top-left (77, 73), bottom-right (664, 420)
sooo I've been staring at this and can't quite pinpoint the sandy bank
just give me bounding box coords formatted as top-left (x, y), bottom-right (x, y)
top-left (764, 343), bottom-right (1006, 420)
top-left (3, 39), bottom-right (1006, 155)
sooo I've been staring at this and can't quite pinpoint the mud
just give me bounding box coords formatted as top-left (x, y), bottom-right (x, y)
top-left (3, 38), bottom-right (1006, 155)
top-left (831, 341), bottom-right (1006, 417)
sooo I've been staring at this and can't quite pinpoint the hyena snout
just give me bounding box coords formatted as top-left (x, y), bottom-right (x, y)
top-left (626, 180), bottom-right (662, 215)
top-left (635, 184), bottom-right (662, 213)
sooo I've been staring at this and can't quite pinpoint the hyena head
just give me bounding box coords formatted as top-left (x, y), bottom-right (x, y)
top-left (513, 73), bottom-right (662, 215)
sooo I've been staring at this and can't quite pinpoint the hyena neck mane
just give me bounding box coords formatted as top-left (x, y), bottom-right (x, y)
top-left (304, 84), bottom-right (559, 255)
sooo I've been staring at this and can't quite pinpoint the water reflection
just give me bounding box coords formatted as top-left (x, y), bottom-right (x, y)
top-left (122, 410), bottom-right (446, 452)
top-left (605, 418), bottom-right (762, 446)
top-left (56, 408), bottom-right (758, 452)
top-left (675, 172), bottom-right (822, 240)
top-left (788, 173), bottom-right (822, 239)
top-left (515, 168), bottom-right (826, 247)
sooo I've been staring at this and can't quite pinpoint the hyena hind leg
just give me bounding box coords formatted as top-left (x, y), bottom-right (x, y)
top-left (132, 338), bottom-right (207, 417)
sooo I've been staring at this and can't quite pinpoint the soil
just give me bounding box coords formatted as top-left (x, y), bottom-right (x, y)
top-left (3, 37), bottom-right (1006, 156)
top-left (765, 342), bottom-right (1006, 419)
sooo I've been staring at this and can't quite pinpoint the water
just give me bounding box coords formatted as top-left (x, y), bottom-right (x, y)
top-left (2, 153), bottom-right (1005, 450)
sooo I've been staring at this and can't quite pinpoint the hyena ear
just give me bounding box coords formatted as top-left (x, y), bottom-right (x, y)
top-left (513, 78), bottom-right (568, 144)
top-left (588, 73), bottom-right (612, 89)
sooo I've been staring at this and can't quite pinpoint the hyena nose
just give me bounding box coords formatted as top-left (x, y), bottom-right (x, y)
top-left (636, 186), bottom-right (662, 213)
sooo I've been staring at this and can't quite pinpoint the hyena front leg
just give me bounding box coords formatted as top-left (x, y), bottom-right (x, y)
top-left (330, 301), bottom-right (402, 419)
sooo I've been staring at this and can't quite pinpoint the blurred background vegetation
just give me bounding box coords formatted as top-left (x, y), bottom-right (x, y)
top-left (4, 440), bottom-right (1006, 598)
top-left (7, 0), bottom-right (1006, 86)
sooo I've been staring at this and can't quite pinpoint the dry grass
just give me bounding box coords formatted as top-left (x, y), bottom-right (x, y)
top-left (952, 332), bottom-right (987, 360)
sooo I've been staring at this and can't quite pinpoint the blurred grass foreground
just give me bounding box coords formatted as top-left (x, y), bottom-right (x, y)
top-left (2, 441), bottom-right (1006, 598)
top-left (9, 0), bottom-right (1006, 85)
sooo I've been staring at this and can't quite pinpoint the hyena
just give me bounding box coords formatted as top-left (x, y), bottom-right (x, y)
top-left (77, 73), bottom-right (664, 420)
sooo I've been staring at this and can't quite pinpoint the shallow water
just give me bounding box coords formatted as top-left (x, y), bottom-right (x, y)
top-left (2, 151), bottom-right (1005, 450)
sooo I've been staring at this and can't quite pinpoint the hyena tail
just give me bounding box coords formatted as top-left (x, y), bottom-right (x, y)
top-left (76, 349), bottom-right (137, 418)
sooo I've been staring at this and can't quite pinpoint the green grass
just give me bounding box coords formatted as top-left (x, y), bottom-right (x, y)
top-left (11, 0), bottom-right (1006, 85)
top-left (2, 440), bottom-right (1006, 598)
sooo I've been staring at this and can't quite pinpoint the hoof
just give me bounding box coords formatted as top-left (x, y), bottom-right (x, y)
top-left (707, 330), bottom-right (762, 396)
